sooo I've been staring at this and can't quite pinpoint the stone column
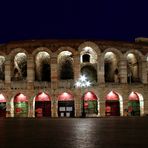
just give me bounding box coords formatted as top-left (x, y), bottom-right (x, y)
top-left (74, 89), bottom-right (81, 117)
top-left (51, 92), bottom-right (58, 117)
top-left (99, 99), bottom-right (106, 116)
top-left (50, 54), bottom-right (58, 117)
top-left (97, 55), bottom-right (105, 84)
top-left (141, 60), bottom-right (147, 84)
top-left (74, 53), bottom-right (80, 82)
top-left (119, 59), bottom-right (127, 83)
top-left (27, 55), bottom-right (35, 89)
top-left (5, 56), bottom-right (11, 89)
top-left (122, 89), bottom-right (129, 116)
top-left (73, 53), bottom-right (81, 117)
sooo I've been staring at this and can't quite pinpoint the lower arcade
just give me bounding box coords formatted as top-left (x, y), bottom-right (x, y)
top-left (0, 90), bottom-right (145, 118)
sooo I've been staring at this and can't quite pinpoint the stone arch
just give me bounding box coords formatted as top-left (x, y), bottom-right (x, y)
top-left (9, 48), bottom-right (28, 58)
top-left (9, 48), bottom-right (28, 81)
top-left (34, 49), bottom-right (51, 81)
top-left (124, 49), bottom-right (144, 60)
top-left (14, 93), bottom-right (28, 117)
top-left (56, 46), bottom-right (76, 56)
top-left (58, 50), bottom-right (74, 80)
top-left (79, 42), bottom-right (99, 64)
top-left (82, 91), bottom-right (99, 117)
top-left (124, 50), bottom-right (144, 83)
top-left (78, 41), bottom-right (101, 55)
top-left (102, 48), bottom-right (122, 82)
top-left (81, 65), bottom-right (97, 83)
top-left (11, 93), bottom-right (28, 117)
top-left (0, 93), bottom-right (7, 117)
top-left (33, 92), bottom-right (51, 117)
top-left (58, 92), bottom-right (75, 117)
top-left (102, 48), bottom-right (123, 58)
top-left (105, 90), bottom-right (123, 116)
top-left (32, 47), bottom-right (52, 56)
top-left (128, 91), bottom-right (144, 116)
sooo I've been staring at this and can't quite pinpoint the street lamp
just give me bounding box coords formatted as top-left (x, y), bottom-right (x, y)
top-left (75, 75), bottom-right (91, 117)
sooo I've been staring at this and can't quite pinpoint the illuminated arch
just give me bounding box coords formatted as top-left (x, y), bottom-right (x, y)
top-left (56, 47), bottom-right (76, 56)
top-left (104, 51), bottom-right (120, 82)
top-left (58, 92), bottom-right (74, 101)
top-left (58, 51), bottom-right (74, 80)
top-left (9, 48), bottom-right (28, 57)
top-left (82, 91), bottom-right (99, 116)
top-left (13, 93), bottom-right (28, 117)
top-left (35, 92), bottom-right (51, 101)
top-left (12, 53), bottom-right (27, 80)
top-left (10, 49), bottom-right (28, 81)
top-left (78, 41), bottom-right (101, 55)
top-left (58, 92), bottom-right (75, 117)
top-left (128, 92), bottom-right (144, 116)
top-left (80, 46), bottom-right (98, 64)
top-left (102, 48), bottom-right (123, 60)
top-left (0, 94), bottom-right (6, 117)
top-left (105, 91), bottom-right (123, 116)
top-left (35, 51), bottom-right (51, 81)
top-left (34, 92), bottom-right (51, 117)
top-left (32, 47), bottom-right (52, 56)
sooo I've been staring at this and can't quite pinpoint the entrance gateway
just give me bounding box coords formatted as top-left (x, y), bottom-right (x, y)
top-left (58, 92), bottom-right (74, 117)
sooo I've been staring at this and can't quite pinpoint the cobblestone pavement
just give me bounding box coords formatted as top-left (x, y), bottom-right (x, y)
top-left (0, 117), bottom-right (148, 148)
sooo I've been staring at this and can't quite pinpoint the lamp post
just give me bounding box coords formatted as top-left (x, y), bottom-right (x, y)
top-left (75, 75), bottom-right (91, 117)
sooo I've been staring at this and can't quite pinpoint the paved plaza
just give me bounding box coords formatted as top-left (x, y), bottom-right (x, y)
top-left (0, 117), bottom-right (148, 148)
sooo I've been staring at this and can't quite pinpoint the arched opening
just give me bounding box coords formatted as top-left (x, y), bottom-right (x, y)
top-left (12, 53), bottom-right (27, 81)
top-left (82, 91), bottom-right (98, 117)
top-left (104, 52), bottom-right (119, 82)
top-left (128, 92), bottom-right (144, 116)
top-left (58, 51), bottom-right (74, 80)
top-left (35, 51), bottom-right (51, 81)
top-left (80, 46), bottom-right (97, 64)
top-left (0, 94), bottom-right (6, 117)
top-left (0, 56), bottom-right (5, 81)
top-left (58, 92), bottom-right (74, 117)
top-left (35, 92), bottom-right (51, 117)
top-left (82, 54), bottom-right (90, 62)
top-left (81, 65), bottom-right (97, 83)
top-left (105, 91), bottom-right (121, 116)
top-left (127, 53), bottom-right (140, 83)
top-left (14, 93), bottom-right (28, 117)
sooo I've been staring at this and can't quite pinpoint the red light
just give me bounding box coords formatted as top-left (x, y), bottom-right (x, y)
top-left (35, 92), bottom-right (51, 101)
top-left (58, 92), bottom-right (73, 101)
top-left (106, 91), bottom-right (119, 101)
top-left (14, 93), bottom-right (28, 102)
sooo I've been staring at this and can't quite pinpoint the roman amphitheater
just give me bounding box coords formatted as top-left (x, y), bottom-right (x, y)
top-left (0, 39), bottom-right (147, 117)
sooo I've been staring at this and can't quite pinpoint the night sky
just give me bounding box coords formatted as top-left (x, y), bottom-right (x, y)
top-left (0, 0), bottom-right (148, 44)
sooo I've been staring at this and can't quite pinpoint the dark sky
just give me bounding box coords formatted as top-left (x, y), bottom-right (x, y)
top-left (0, 0), bottom-right (148, 44)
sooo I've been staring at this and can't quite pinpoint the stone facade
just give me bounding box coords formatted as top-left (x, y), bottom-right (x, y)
top-left (0, 39), bottom-right (147, 117)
